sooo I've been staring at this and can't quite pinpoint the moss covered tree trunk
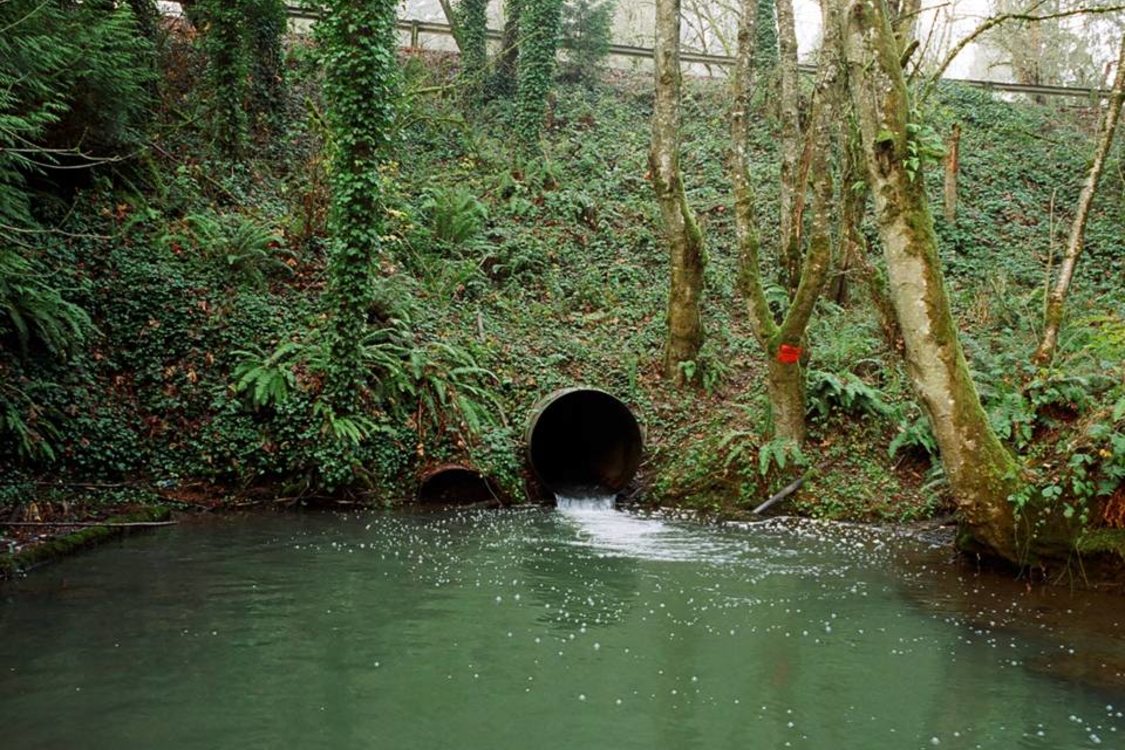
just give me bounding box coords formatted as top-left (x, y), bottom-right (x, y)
top-left (833, 0), bottom-right (1022, 561)
top-left (730, 0), bottom-right (836, 443)
top-left (1034, 38), bottom-right (1125, 366)
top-left (775, 0), bottom-right (802, 293)
top-left (651, 0), bottom-right (705, 386)
top-left (829, 117), bottom-right (863, 306)
top-left (320, 0), bottom-right (398, 415)
top-left (888, 0), bottom-right (921, 50)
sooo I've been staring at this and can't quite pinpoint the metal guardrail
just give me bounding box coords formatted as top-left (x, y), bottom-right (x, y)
top-left (284, 6), bottom-right (1110, 100)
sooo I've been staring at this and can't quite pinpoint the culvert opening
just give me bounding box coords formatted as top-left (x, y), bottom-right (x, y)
top-left (417, 465), bottom-right (496, 505)
top-left (527, 388), bottom-right (643, 497)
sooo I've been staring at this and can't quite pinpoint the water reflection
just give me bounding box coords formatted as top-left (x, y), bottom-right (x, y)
top-left (0, 509), bottom-right (1122, 750)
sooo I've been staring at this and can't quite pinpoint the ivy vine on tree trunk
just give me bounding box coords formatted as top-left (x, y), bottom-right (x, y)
top-left (247, 0), bottom-right (288, 133)
top-left (201, 0), bottom-right (250, 159)
top-left (459, 0), bottom-right (489, 103)
top-left (515, 0), bottom-right (563, 149)
top-left (318, 0), bottom-right (399, 417)
top-left (493, 0), bottom-right (524, 96)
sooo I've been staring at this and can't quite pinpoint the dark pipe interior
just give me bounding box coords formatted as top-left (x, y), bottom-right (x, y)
top-left (417, 467), bottom-right (495, 505)
top-left (528, 390), bottom-right (643, 493)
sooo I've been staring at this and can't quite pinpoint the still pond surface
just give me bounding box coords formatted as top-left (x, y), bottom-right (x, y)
top-left (2, 507), bottom-right (1123, 749)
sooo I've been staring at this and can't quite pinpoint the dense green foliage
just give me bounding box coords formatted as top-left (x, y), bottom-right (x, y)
top-left (201, 0), bottom-right (251, 157)
top-left (317, 0), bottom-right (399, 419)
top-left (558, 0), bottom-right (615, 84)
top-left (458, 0), bottom-right (489, 100)
top-left (199, 0), bottom-right (288, 156)
top-left (0, 17), bottom-right (1121, 567)
top-left (0, 0), bottom-right (153, 229)
top-left (515, 0), bottom-right (564, 146)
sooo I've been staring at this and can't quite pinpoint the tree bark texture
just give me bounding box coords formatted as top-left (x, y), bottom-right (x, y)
top-left (731, 0), bottom-right (837, 443)
top-left (1033, 37), bottom-right (1125, 365)
top-left (834, 0), bottom-right (1023, 562)
top-left (943, 123), bottom-right (961, 223)
top-left (651, 0), bottom-right (705, 386)
top-left (888, 0), bottom-right (921, 50)
top-left (775, 0), bottom-right (803, 294)
top-left (829, 117), bottom-right (864, 306)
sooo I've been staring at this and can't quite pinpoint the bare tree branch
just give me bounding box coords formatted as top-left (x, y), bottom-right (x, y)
top-left (923, 3), bottom-right (1125, 103)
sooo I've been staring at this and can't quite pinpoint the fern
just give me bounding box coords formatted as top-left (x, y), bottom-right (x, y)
top-left (0, 380), bottom-right (59, 462)
top-left (421, 187), bottom-right (488, 247)
top-left (0, 248), bottom-right (92, 358)
top-left (231, 341), bottom-right (304, 409)
top-left (312, 401), bottom-right (391, 445)
top-left (168, 211), bottom-right (293, 288)
top-left (889, 412), bottom-right (938, 459)
top-left (758, 437), bottom-right (808, 477)
top-left (806, 369), bottom-right (894, 420)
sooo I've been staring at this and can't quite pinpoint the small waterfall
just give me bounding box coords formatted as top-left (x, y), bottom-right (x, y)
top-left (554, 488), bottom-right (616, 512)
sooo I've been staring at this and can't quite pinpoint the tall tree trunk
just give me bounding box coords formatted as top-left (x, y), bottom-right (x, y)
top-left (889, 0), bottom-right (921, 50)
top-left (459, 0), bottom-right (489, 102)
top-left (651, 0), bottom-right (705, 386)
top-left (320, 0), bottom-right (398, 416)
top-left (943, 123), bottom-right (961, 223)
top-left (1034, 38), bottom-right (1125, 365)
top-left (833, 0), bottom-right (1022, 561)
top-left (493, 0), bottom-right (523, 96)
top-left (515, 0), bottom-right (563, 149)
top-left (731, 0), bottom-right (836, 443)
top-left (829, 116), bottom-right (864, 306)
top-left (775, 0), bottom-right (802, 294)
top-left (829, 92), bottom-right (903, 352)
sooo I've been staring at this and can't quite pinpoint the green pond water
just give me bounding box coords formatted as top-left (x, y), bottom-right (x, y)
top-left (2, 507), bottom-right (1123, 749)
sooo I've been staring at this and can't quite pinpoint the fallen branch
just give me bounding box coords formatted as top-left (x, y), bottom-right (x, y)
top-left (752, 471), bottom-right (810, 515)
top-left (0, 521), bottom-right (177, 528)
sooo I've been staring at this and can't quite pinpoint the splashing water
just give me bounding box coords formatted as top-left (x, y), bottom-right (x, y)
top-left (554, 488), bottom-right (615, 512)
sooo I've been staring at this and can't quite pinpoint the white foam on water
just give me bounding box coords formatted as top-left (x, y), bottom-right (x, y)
top-left (554, 490), bottom-right (616, 513)
top-left (554, 489), bottom-right (748, 563)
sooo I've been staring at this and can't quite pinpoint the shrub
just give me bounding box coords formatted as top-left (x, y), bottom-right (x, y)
top-left (558, 0), bottom-right (614, 85)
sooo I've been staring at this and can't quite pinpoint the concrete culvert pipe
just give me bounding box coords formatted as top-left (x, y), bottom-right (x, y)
top-left (417, 464), bottom-right (496, 505)
top-left (526, 388), bottom-right (643, 495)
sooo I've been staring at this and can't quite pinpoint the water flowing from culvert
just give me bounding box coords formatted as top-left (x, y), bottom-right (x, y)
top-left (3, 510), bottom-right (1124, 750)
top-left (554, 488), bottom-right (616, 513)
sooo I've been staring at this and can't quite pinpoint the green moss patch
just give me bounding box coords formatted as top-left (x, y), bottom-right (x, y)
top-left (0, 505), bottom-right (172, 578)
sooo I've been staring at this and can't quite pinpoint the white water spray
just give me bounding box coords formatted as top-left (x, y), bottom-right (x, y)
top-left (554, 488), bottom-right (616, 512)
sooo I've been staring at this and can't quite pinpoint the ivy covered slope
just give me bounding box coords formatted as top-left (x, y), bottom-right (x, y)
top-left (1, 36), bottom-right (1122, 553)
